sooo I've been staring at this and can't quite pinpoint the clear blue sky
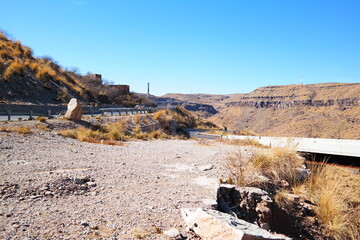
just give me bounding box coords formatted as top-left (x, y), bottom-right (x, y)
top-left (1, 0), bottom-right (359, 96)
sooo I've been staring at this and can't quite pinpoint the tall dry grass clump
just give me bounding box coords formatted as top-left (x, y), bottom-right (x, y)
top-left (224, 150), bottom-right (257, 186)
top-left (3, 59), bottom-right (24, 80)
top-left (225, 147), bottom-right (304, 187)
top-left (0, 126), bottom-right (32, 135)
top-left (303, 163), bottom-right (360, 239)
top-left (249, 148), bottom-right (304, 185)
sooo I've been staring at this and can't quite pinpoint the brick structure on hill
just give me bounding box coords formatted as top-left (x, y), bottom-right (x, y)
top-left (88, 74), bottom-right (130, 94)
top-left (109, 85), bottom-right (130, 94)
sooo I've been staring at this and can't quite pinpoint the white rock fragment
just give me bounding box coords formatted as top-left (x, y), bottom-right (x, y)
top-left (181, 208), bottom-right (291, 240)
top-left (163, 228), bottom-right (181, 238)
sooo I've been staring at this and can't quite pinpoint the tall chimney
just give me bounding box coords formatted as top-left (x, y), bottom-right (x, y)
top-left (147, 82), bottom-right (150, 98)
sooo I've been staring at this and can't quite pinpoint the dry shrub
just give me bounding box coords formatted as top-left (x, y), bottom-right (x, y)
top-left (57, 127), bottom-right (124, 146)
top-left (58, 129), bottom-right (77, 139)
top-left (217, 138), bottom-right (269, 148)
top-left (36, 64), bottom-right (57, 80)
top-left (134, 115), bottom-right (141, 124)
top-left (130, 227), bottom-right (150, 239)
top-left (36, 124), bottom-right (50, 131)
top-left (274, 188), bottom-right (294, 211)
top-left (153, 107), bottom-right (199, 129)
top-left (224, 150), bottom-right (261, 186)
top-left (233, 129), bottom-right (259, 136)
top-left (249, 148), bottom-right (304, 185)
top-left (0, 126), bottom-right (8, 132)
top-left (37, 116), bottom-right (46, 123)
top-left (3, 59), bottom-right (24, 80)
top-left (149, 130), bottom-right (168, 139)
top-left (225, 148), bottom-right (305, 187)
top-left (14, 126), bottom-right (31, 134)
top-left (303, 163), bottom-right (360, 239)
top-left (105, 120), bottom-right (129, 141)
top-left (196, 138), bottom-right (211, 145)
top-left (0, 126), bottom-right (32, 135)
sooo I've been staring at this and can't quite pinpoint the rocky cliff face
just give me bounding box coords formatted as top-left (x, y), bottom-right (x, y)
top-left (209, 83), bottom-right (360, 139)
top-left (226, 97), bottom-right (359, 109)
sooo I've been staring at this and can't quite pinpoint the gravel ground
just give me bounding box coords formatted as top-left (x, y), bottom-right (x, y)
top-left (0, 131), bottom-right (243, 239)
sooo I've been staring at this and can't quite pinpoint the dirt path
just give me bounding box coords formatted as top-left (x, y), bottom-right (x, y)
top-left (0, 132), bottom-right (242, 239)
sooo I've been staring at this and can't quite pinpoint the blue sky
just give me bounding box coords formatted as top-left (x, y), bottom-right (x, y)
top-left (1, 0), bottom-right (359, 95)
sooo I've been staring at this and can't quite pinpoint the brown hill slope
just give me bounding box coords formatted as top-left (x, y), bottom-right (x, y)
top-left (209, 83), bottom-right (360, 139)
top-left (0, 32), bottom-right (153, 106)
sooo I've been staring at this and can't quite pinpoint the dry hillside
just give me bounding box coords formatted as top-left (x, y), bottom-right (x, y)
top-left (158, 83), bottom-right (360, 139)
top-left (210, 83), bottom-right (360, 139)
top-left (0, 32), bottom-right (153, 106)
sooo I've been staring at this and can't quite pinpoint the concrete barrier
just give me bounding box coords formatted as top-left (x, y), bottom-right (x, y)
top-left (224, 135), bottom-right (360, 158)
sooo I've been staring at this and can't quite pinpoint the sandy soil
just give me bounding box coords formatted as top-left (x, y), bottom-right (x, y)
top-left (0, 131), bottom-right (243, 239)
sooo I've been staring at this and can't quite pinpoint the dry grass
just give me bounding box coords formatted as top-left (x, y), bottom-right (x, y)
top-left (274, 188), bottom-right (294, 211)
top-left (249, 148), bottom-right (304, 185)
top-left (225, 146), bottom-right (359, 238)
top-left (301, 163), bottom-right (360, 239)
top-left (57, 127), bottom-right (124, 146)
top-left (196, 138), bottom-right (211, 145)
top-left (232, 129), bottom-right (259, 136)
top-left (57, 118), bottom-right (170, 145)
top-left (217, 138), bottom-right (269, 148)
top-left (3, 59), bottom-right (24, 80)
top-left (225, 147), bottom-right (305, 188)
top-left (130, 228), bottom-right (151, 239)
top-left (37, 116), bottom-right (46, 123)
top-left (36, 124), bottom-right (51, 131)
top-left (0, 126), bottom-right (32, 135)
top-left (223, 150), bottom-right (272, 187)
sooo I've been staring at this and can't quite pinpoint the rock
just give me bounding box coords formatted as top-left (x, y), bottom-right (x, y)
top-left (285, 193), bottom-right (300, 203)
top-left (295, 168), bottom-right (309, 182)
top-left (86, 182), bottom-right (97, 187)
top-left (74, 178), bottom-right (85, 184)
top-left (168, 119), bottom-right (177, 135)
top-left (181, 208), bottom-right (291, 240)
top-left (216, 184), bottom-right (298, 237)
top-left (163, 228), bottom-right (182, 238)
top-left (44, 191), bottom-right (53, 196)
top-left (81, 221), bottom-right (89, 227)
top-left (201, 198), bottom-right (218, 209)
top-left (199, 164), bottom-right (214, 171)
top-left (64, 98), bottom-right (83, 120)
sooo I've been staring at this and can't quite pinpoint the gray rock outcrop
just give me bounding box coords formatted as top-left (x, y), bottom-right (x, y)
top-left (181, 208), bottom-right (291, 240)
top-left (64, 98), bottom-right (83, 120)
top-left (217, 184), bottom-right (297, 237)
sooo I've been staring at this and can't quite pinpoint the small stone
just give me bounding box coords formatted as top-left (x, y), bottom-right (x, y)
top-left (86, 182), bottom-right (97, 187)
top-left (44, 191), bottom-right (53, 196)
top-left (74, 178), bottom-right (85, 184)
top-left (287, 193), bottom-right (300, 202)
top-left (163, 228), bottom-right (181, 238)
top-left (199, 164), bottom-right (214, 171)
top-left (81, 221), bottom-right (89, 227)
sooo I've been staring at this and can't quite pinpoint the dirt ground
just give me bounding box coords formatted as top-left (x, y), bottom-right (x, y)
top-left (0, 130), bottom-right (244, 239)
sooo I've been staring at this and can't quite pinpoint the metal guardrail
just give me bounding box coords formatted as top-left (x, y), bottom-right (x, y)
top-left (0, 106), bottom-right (157, 121)
top-left (0, 110), bottom-right (54, 121)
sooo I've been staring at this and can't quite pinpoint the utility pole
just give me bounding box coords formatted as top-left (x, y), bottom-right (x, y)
top-left (147, 82), bottom-right (150, 98)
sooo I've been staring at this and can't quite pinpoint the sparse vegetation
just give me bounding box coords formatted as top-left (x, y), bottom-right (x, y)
top-left (301, 163), bottom-right (360, 239)
top-left (37, 116), bottom-right (46, 123)
top-left (0, 126), bottom-right (32, 134)
top-left (249, 148), bottom-right (304, 186)
top-left (0, 31), bottom-right (157, 106)
top-left (217, 138), bottom-right (268, 148)
top-left (225, 146), bottom-right (360, 239)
